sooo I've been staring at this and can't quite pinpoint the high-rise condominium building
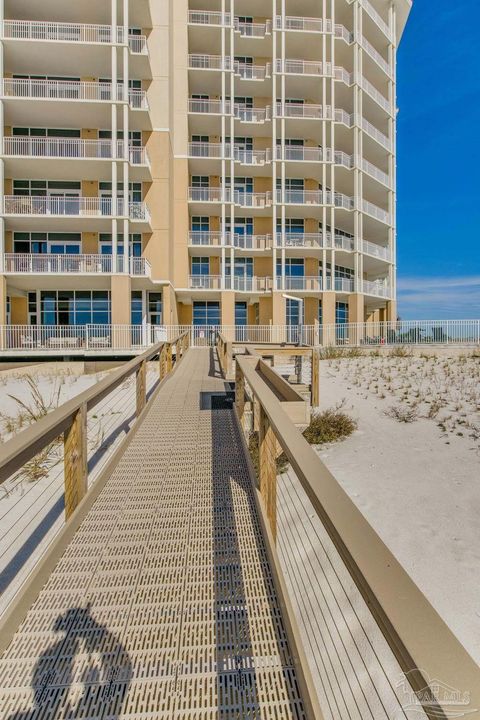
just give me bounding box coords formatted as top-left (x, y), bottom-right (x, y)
top-left (0, 0), bottom-right (411, 340)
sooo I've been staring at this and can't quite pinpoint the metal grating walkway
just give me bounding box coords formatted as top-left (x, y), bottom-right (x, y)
top-left (0, 349), bottom-right (307, 719)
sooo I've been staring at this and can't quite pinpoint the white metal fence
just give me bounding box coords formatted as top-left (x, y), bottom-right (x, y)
top-left (0, 321), bottom-right (479, 354)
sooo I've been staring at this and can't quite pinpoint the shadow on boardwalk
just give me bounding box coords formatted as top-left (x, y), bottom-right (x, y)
top-left (9, 605), bottom-right (132, 719)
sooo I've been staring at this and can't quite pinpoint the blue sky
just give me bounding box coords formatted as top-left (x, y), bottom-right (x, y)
top-left (396, 0), bottom-right (480, 319)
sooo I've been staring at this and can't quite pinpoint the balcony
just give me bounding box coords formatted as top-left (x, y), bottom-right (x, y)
top-left (187, 232), bottom-right (271, 250)
top-left (188, 54), bottom-right (230, 71)
top-left (189, 274), bottom-right (222, 290)
top-left (357, 76), bottom-right (391, 113)
top-left (362, 240), bottom-right (392, 262)
top-left (277, 102), bottom-right (330, 120)
top-left (275, 16), bottom-right (328, 33)
top-left (275, 233), bottom-right (354, 251)
top-left (363, 279), bottom-right (391, 297)
top-left (234, 62), bottom-right (271, 81)
top-left (188, 142), bottom-right (270, 166)
top-left (234, 19), bottom-right (272, 38)
top-left (362, 200), bottom-right (391, 225)
top-left (3, 137), bottom-right (149, 166)
top-left (188, 188), bottom-right (272, 209)
top-left (3, 253), bottom-right (151, 277)
top-left (352, 0), bottom-right (394, 42)
top-left (358, 35), bottom-right (392, 77)
top-left (227, 276), bottom-right (271, 292)
top-left (233, 234), bottom-right (272, 251)
top-left (276, 189), bottom-right (355, 209)
top-left (234, 104), bottom-right (271, 123)
top-left (1, 79), bottom-right (148, 109)
top-left (276, 59), bottom-right (328, 76)
top-left (188, 10), bottom-right (231, 27)
top-left (276, 276), bottom-right (323, 292)
top-left (2, 20), bottom-right (148, 54)
top-left (2, 196), bottom-right (151, 224)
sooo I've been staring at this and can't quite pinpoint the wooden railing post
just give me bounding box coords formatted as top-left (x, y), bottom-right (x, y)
top-left (64, 403), bottom-right (88, 520)
top-left (136, 359), bottom-right (147, 416)
top-left (259, 404), bottom-right (277, 542)
top-left (235, 362), bottom-right (245, 427)
top-left (159, 344), bottom-right (166, 380)
top-left (166, 343), bottom-right (173, 373)
top-left (311, 348), bottom-right (320, 408)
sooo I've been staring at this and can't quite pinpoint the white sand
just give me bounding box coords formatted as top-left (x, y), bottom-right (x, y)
top-left (316, 355), bottom-right (480, 663)
top-left (0, 364), bottom-right (159, 614)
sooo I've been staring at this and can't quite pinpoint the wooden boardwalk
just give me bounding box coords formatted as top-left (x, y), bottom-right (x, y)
top-left (0, 349), bottom-right (307, 719)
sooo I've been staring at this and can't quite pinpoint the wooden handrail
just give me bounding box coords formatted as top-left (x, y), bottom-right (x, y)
top-left (0, 332), bottom-right (189, 497)
top-left (235, 354), bottom-right (480, 719)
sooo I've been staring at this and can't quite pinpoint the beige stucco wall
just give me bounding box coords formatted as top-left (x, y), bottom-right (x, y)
top-left (11, 297), bottom-right (28, 325)
top-left (110, 275), bottom-right (132, 325)
top-left (321, 292), bottom-right (336, 326)
top-left (349, 293), bottom-right (365, 324)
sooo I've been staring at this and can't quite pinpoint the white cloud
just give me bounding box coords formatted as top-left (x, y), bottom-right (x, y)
top-left (397, 275), bottom-right (480, 319)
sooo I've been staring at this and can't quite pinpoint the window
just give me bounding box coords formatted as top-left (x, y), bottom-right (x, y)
top-left (286, 298), bottom-right (303, 326)
top-left (99, 233), bottom-right (142, 257)
top-left (131, 291), bottom-right (143, 325)
top-left (336, 301), bottom-right (349, 324)
top-left (13, 232), bottom-right (81, 254)
top-left (13, 127), bottom-right (81, 138)
top-left (277, 218), bottom-right (304, 240)
top-left (225, 257), bottom-right (253, 277)
top-left (277, 258), bottom-right (304, 277)
top-left (318, 300), bottom-right (322, 325)
top-left (28, 292), bottom-right (37, 325)
top-left (99, 129), bottom-right (142, 146)
top-left (235, 302), bottom-right (247, 326)
top-left (191, 175), bottom-right (209, 187)
top-left (13, 180), bottom-right (81, 197)
top-left (98, 181), bottom-right (141, 202)
top-left (226, 217), bottom-right (253, 235)
top-left (234, 56), bottom-right (253, 65)
top-left (191, 257), bottom-right (209, 275)
top-left (40, 290), bottom-right (110, 325)
top-left (191, 216), bottom-right (210, 231)
top-left (148, 293), bottom-right (162, 325)
top-left (193, 301), bottom-right (220, 326)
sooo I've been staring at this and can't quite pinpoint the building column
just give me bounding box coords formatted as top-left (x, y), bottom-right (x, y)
top-left (0, 274), bottom-right (6, 325)
top-left (221, 290), bottom-right (235, 328)
top-left (321, 291), bottom-right (336, 345)
top-left (386, 299), bottom-right (397, 322)
top-left (271, 291), bottom-right (285, 326)
top-left (348, 292), bottom-right (364, 344)
top-left (111, 274), bottom-right (132, 325)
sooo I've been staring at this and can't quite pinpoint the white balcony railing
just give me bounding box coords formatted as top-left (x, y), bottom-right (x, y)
top-left (1, 78), bottom-right (148, 108)
top-left (233, 235), bottom-right (272, 250)
top-left (188, 188), bottom-right (272, 208)
top-left (362, 199), bottom-right (391, 224)
top-left (358, 35), bottom-right (392, 76)
top-left (188, 187), bottom-right (223, 203)
top-left (188, 54), bottom-right (230, 71)
top-left (3, 253), bottom-right (151, 276)
top-left (188, 142), bottom-right (270, 165)
top-left (275, 16), bottom-right (328, 33)
top-left (188, 10), bottom-right (231, 26)
top-left (189, 275), bottom-right (222, 290)
top-left (234, 62), bottom-right (271, 80)
top-left (276, 189), bottom-right (355, 209)
top-left (358, 75), bottom-right (391, 113)
top-left (3, 137), bottom-right (149, 166)
top-left (2, 20), bottom-right (148, 54)
top-left (359, 116), bottom-right (392, 151)
top-left (234, 19), bottom-right (272, 37)
top-left (3, 196), bottom-right (150, 222)
top-left (362, 240), bottom-right (392, 261)
top-left (227, 276), bottom-right (271, 292)
top-left (360, 157), bottom-right (391, 187)
top-left (276, 102), bottom-right (329, 120)
top-left (234, 104), bottom-right (271, 123)
top-left (0, 324), bottom-right (160, 352)
top-left (275, 233), bottom-right (354, 251)
top-left (350, 0), bottom-right (393, 42)
top-left (188, 98), bottom-right (221, 114)
top-left (188, 231), bottom-right (224, 247)
top-left (276, 276), bottom-right (323, 291)
top-left (363, 279), bottom-right (391, 297)
top-left (187, 232), bottom-right (272, 250)
top-left (276, 59), bottom-right (328, 76)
